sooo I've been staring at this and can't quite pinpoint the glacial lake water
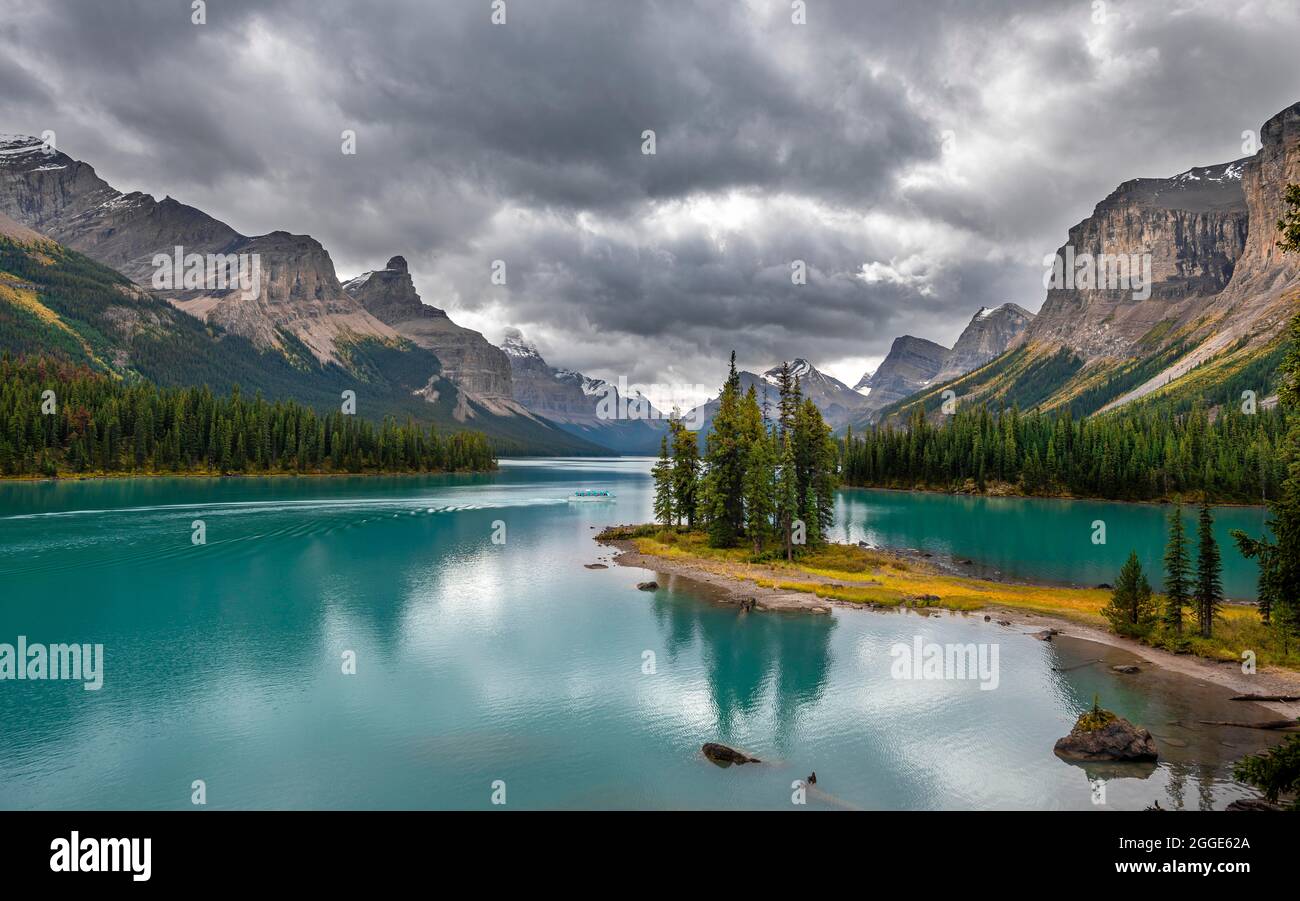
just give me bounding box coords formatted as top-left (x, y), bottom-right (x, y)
top-left (0, 459), bottom-right (1281, 810)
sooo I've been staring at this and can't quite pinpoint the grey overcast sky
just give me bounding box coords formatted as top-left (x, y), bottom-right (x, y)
top-left (1, 0), bottom-right (1298, 398)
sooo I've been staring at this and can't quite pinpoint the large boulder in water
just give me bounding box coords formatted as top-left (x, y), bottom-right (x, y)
top-left (702, 743), bottom-right (760, 766)
top-left (1054, 707), bottom-right (1158, 763)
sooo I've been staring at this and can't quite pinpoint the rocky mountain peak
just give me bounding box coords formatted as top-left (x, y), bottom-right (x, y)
top-left (934, 303), bottom-right (1035, 382)
top-left (1023, 149), bottom-right (1251, 359)
top-left (501, 327), bottom-right (545, 362)
top-left (855, 335), bottom-right (949, 418)
top-left (0, 135), bottom-right (403, 366)
top-left (746, 358), bottom-right (868, 428)
top-left (0, 134), bottom-right (55, 160)
top-left (345, 256), bottom-right (514, 401)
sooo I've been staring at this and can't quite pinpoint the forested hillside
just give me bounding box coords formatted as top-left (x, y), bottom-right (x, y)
top-left (0, 355), bottom-right (495, 477)
top-left (841, 403), bottom-right (1286, 503)
top-left (0, 235), bottom-right (591, 456)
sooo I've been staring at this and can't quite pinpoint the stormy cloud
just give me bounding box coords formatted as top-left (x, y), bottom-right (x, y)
top-left (1, 0), bottom-right (1297, 397)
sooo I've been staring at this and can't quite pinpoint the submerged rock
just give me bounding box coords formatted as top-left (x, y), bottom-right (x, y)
top-left (1031, 629), bottom-right (1059, 641)
top-left (1054, 707), bottom-right (1158, 763)
top-left (584, 563), bottom-right (608, 570)
top-left (1111, 664), bottom-right (1140, 674)
top-left (702, 743), bottom-right (760, 766)
top-left (636, 581), bottom-right (659, 591)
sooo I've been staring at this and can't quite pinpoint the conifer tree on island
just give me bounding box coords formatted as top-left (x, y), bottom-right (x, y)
top-left (652, 434), bottom-right (674, 528)
top-left (703, 353), bottom-right (747, 547)
top-left (649, 351), bottom-right (836, 558)
top-left (778, 431), bottom-right (800, 560)
top-left (669, 419), bottom-right (700, 528)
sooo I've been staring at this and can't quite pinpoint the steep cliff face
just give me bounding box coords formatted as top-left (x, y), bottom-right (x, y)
top-left (0, 134), bottom-right (398, 367)
top-left (857, 336), bottom-right (948, 415)
top-left (344, 255), bottom-right (516, 402)
top-left (1095, 102), bottom-right (1300, 412)
top-left (935, 304), bottom-right (1034, 382)
top-left (1202, 103), bottom-right (1300, 326)
top-left (1021, 159), bottom-right (1249, 360)
top-left (876, 101), bottom-right (1300, 422)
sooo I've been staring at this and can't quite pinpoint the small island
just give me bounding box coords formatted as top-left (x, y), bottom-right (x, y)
top-left (1053, 697), bottom-right (1159, 763)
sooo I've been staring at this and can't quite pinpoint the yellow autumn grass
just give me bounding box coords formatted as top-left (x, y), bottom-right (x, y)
top-left (620, 527), bottom-right (1300, 670)
top-left (633, 530), bottom-right (1110, 620)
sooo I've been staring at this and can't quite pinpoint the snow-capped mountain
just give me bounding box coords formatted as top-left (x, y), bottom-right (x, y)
top-left (762, 359), bottom-right (871, 428)
top-left (684, 358), bottom-right (871, 434)
top-left (502, 328), bottom-right (667, 453)
top-left (933, 303), bottom-right (1035, 382)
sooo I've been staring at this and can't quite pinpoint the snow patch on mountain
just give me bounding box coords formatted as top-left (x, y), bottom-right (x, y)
top-left (500, 327), bottom-right (544, 361)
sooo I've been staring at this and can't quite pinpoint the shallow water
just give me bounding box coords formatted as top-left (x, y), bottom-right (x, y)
top-left (0, 459), bottom-right (1279, 809)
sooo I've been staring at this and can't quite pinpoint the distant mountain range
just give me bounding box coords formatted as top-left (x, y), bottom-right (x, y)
top-left (0, 133), bottom-right (603, 454)
top-left (680, 303), bottom-right (1035, 437)
top-left (500, 329), bottom-right (669, 453)
top-left (2, 98), bottom-right (1297, 453)
top-left (845, 304), bottom-right (1035, 428)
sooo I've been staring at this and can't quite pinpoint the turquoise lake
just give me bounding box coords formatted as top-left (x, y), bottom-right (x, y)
top-left (0, 459), bottom-right (1281, 810)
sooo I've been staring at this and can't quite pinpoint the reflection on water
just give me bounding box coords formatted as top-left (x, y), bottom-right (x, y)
top-left (645, 585), bottom-right (836, 753)
top-left (0, 459), bottom-right (1283, 810)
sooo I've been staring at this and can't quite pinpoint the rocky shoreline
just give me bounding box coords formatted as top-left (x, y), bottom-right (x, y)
top-left (595, 533), bottom-right (1300, 721)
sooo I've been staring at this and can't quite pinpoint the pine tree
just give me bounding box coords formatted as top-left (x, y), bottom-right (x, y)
top-left (669, 419), bottom-right (700, 528)
top-left (775, 361), bottom-right (800, 437)
top-left (1102, 550), bottom-right (1158, 639)
top-left (1162, 504), bottom-right (1191, 635)
top-left (777, 431), bottom-right (799, 561)
top-left (652, 434), bottom-right (674, 528)
top-left (743, 425), bottom-right (777, 556)
top-left (703, 352), bottom-right (746, 547)
top-left (1194, 503), bottom-right (1223, 639)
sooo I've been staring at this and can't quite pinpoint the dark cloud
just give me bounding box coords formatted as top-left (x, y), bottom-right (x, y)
top-left (1, 0), bottom-right (1297, 392)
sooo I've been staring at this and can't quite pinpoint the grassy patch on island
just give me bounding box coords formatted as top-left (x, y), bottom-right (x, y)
top-left (598, 525), bottom-right (1300, 671)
